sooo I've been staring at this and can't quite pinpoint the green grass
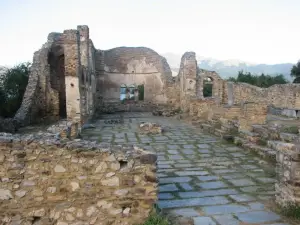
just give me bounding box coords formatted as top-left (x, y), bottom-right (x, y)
top-left (141, 208), bottom-right (169, 225)
top-left (142, 212), bottom-right (169, 225)
top-left (281, 203), bottom-right (300, 219)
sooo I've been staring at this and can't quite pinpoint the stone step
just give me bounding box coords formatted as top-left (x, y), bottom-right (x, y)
top-left (201, 123), bottom-right (213, 133)
top-left (191, 120), bottom-right (206, 127)
top-left (214, 128), bottom-right (227, 137)
top-left (234, 137), bottom-right (276, 162)
top-left (221, 124), bottom-right (233, 131)
top-left (251, 124), bottom-right (280, 140)
top-left (239, 129), bottom-right (259, 140)
top-left (279, 132), bottom-right (300, 143)
top-left (267, 140), bottom-right (295, 152)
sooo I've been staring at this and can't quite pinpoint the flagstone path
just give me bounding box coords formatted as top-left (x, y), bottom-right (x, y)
top-left (81, 112), bottom-right (291, 225)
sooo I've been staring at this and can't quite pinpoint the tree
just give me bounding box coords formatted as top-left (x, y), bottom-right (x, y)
top-left (0, 62), bottom-right (30, 118)
top-left (227, 70), bottom-right (288, 88)
top-left (291, 61), bottom-right (300, 83)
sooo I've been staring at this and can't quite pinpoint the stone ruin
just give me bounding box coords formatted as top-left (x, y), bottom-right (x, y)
top-left (139, 122), bottom-right (163, 135)
top-left (0, 133), bottom-right (157, 225)
top-left (1, 24), bottom-right (300, 222)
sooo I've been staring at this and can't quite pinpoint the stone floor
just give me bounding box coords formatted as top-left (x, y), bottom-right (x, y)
top-left (81, 113), bottom-right (291, 225)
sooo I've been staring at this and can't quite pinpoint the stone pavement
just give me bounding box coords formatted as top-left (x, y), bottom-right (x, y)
top-left (81, 113), bottom-right (291, 225)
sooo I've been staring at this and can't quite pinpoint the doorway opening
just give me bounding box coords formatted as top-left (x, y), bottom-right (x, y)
top-left (48, 50), bottom-right (67, 119)
top-left (203, 77), bottom-right (213, 97)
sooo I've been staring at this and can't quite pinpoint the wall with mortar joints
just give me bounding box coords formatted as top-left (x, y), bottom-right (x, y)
top-left (63, 29), bottom-right (81, 122)
top-left (0, 136), bottom-right (158, 225)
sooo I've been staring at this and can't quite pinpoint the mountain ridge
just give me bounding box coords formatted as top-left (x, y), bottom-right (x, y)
top-left (162, 53), bottom-right (294, 81)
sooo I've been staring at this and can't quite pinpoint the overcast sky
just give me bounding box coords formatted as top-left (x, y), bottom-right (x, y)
top-left (0, 0), bottom-right (299, 66)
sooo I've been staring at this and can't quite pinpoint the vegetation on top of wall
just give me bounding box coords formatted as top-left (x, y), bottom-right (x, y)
top-left (291, 61), bottom-right (300, 83)
top-left (0, 62), bottom-right (30, 118)
top-left (227, 71), bottom-right (288, 88)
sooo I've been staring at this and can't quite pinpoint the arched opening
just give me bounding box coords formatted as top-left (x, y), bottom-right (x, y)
top-left (48, 48), bottom-right (67, 118)
top-left (203, 77), bottom-right (213, 97)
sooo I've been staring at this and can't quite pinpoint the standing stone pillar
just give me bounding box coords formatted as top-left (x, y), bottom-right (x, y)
top-left (63, 29), bottom-right (81, 122)
top-left (88, 40), bottom-right (96, 116)
top-left (179, 52), bottom-right (197, 112)
top-left (78, 25), bottom-right (89, 121)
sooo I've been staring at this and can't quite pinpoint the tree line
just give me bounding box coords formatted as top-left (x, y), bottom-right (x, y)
top-left (227, 71), bottom-right (288, 88)
top-left (0, 62), bottom-right (30, 118)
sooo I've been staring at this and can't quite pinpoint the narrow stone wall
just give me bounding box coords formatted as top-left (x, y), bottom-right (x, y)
top-left (178, 52), bottom-right (197, 112)
top-left (189, 99), bottom-right (267, 131)
top-left (0, 134), bottom-right (157, 225)
top-left (227, 82), bottom-right (300, 109)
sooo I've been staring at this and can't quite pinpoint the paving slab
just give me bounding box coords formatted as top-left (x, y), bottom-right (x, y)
top-left (193, 217), bottom-right (216, 225)
top-left (236, 211), bottom-right (281, 224)
top-left (81, 113), bottom-right (290, 225)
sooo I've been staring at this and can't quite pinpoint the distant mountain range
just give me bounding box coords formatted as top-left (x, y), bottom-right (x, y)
top-left (162, 53), bottom-right (294, 81)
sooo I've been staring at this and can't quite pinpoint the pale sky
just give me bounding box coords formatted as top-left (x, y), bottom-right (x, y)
top-left (0, 0), bottom-right (299, 66)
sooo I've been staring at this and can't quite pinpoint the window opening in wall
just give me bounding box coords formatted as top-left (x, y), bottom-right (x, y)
top-left (120, 84), bottom-right (127, 100)
top-left (203, 77), bottom-right (213, 97)
top-left (128, 84), bottom-right (135, 100)
top-left (137, 84), bottom-right (144, 101)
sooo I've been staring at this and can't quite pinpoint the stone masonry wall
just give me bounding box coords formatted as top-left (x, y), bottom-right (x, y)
top-left (276, 144), bottom-right (300, 207)
top-left (197, 69), bottom-right (224, 102)
top-left (63, 29), bottom-right (82, 122)
top-left (0, 134), bottom-right (157, 225)
top-left (178, 52), bottom-right (197, 112)
top-left (226, 82), bottom-right (300, 109)
top-left (189, 99), bottom-right (267, 131)
top-left (13, 33), bottom-right (66, 129)
top-left (94, 47), bottom-right (172, 107)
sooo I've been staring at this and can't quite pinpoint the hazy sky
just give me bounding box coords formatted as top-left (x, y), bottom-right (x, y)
top-left (0, 0), bottom-right (299, 66)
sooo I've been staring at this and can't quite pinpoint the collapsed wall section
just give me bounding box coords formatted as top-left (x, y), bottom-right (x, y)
top-left (3, 26), bottom-right (94, 132)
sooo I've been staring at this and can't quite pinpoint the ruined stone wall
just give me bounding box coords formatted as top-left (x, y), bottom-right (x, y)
top-left (178, 52), bottom-right (197, 112)
top-left (0, 135), bottom-right (157, 225)
top-left (63, 29), bottom-right (82, 121)
top-left (225, 82), bottom-right (300, 108)
top-left (94, 47), bottom-right (172, 106)
top-left (88, 39), bottom-right (96, 116)
top-left (238, 102), bottom-right (267, 130)
top-left (13, 33), bottom-right (66, 128)
top-left (189, 98), bottom-right (267, 131)
top-left (197, 69), bottom-right (224, 102)
top-left (165, 76), bottom-right (181, 108)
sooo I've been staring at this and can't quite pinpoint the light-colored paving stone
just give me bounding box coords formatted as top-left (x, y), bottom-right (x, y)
top-left (81, 112), bottom-right (291, 225)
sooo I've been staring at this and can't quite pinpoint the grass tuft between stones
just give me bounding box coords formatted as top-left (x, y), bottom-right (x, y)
top-left (281, 203), bottom-right (300, 219)
top-left (141, 207), bottom-right (170, 225)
